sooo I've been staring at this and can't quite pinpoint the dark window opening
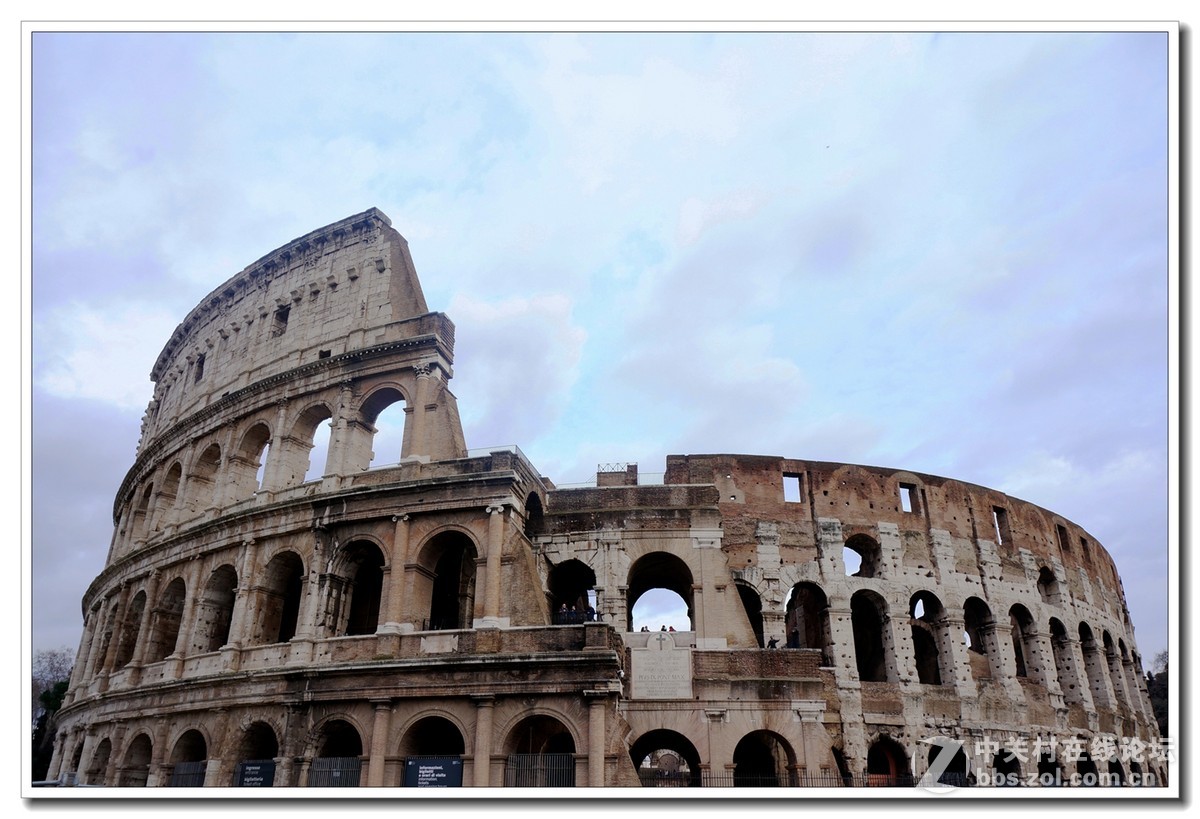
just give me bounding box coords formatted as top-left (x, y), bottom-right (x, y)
top-left (1056, 524), bottom-right (1071, 554)
top-left (992, 506), bottom-right (1011, 546)
top-left (271, 305), bottom-right (290, 337)
top-left (318, 349), bottom-right (331, 359)
top-left (194, 353), bottom-right (206, 383)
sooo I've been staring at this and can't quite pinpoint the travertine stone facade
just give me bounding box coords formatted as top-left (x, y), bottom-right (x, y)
top-left (49, 211), bottom-right (1162, 790)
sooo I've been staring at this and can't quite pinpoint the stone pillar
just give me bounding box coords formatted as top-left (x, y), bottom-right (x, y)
top-left (982, 622), bottom-right (1025, 701)
top-left (816, 518), bottom-right (845, 580)
top-left (367, 700), bottom-right (393, 787)
top-left (478, 505), bottom-right (508, 628)
top-left (1080, 639), bottom-right (1116, 710)
top-left (882, 609), bottom-right (913, 685)
top-left (72, 730), bottom-right (97, 784)
top-left (147, 717), bottom-right (172, 787)
top-left (382, 515), bottom-right (411, 631)
top-left (1062, 636), bottom-right (1096, 713)
top-left (472, 695), bottom-right (495, 787)
top-left (939, 614), bottom-right (976, 697)
top-left (103, 725), bottom-right (126, 785)
top-left (407, 364), bottom-right (434, 458)
top-left (586, 692), bottom-right (607, 786)
top-left (290, 533), bottom-right (326, 664)
top-left (98, 585), bottom-right (131, 680)
top-left (68, 609), bottom-right (98, 695)
top-left (130, 570), bottom-right (162, 668)
top-left (1030, 630), bottom-right (1064, 706)
top-left (224, 551), bottom-right (258, 653)
top-left (825, 603), bottom-right (858, 685)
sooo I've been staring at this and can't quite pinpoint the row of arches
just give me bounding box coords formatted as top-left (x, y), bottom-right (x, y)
top-left (67, 712), bottom-right (578, 788)
top-left (76, 531), bottom-right (480, 686)
top-left (115, 387), bottom-right (415, 558)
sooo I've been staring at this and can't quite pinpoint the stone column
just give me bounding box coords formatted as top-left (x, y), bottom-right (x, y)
top-left (382, 515), bottom-right (411, 631)
top-left (407, 364), bottom-right (434, 458)
top-left (472, 695), bottom-right (495, 787)
top-left (289, 533), bottom-right (326, 664)
top-left (147, 717), bottom-right (172, 787)
top-left (98, 585), bottom-right (131, 680)
top-left (1080, 640), bottom-right (1116, 710)
top-left (68, 608), bottom-right (98, 695)
top-left (103, 725), bottom-right (126, 785)
top-left (224, 542), bottom-right (258, 650)
top-left (478, 505), bottom-right (508, 628)
top-left (982, 622), bottom-right (1025, 701)
top-left (1062, 636), bottom-right (1096, 713)
top-left (130, 570), bottom-right (162, 668)
top-left (586, 691), bottom-right (607, 786)
top-left (939, 614), bottom-right (976, 697)
top-left (367, 700), bottom-right (393, 787)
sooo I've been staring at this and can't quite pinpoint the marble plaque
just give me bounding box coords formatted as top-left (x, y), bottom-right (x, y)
top-left (631, 632), bottom-right (693, 699)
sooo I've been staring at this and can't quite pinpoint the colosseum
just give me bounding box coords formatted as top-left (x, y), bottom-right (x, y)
top-left (46, 208), bottom-right (1164, 791)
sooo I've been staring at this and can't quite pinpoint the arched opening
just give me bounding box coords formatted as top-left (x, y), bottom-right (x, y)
top-left (117, 733), bottom-right (153, 787)
top-left (90, 602), bottom-right (119, 677)
top-left (85, 738), bottom-right (111, 785)
top-left (843, 534), bottom-right (881, 578)
top-left (361, 387), bottom-right (407, 470)
top-left (1107, 758), bottom-right (1125, 787)
top-left (399, 716), bottom-right (466, 757)
top-left (626, 552), bottom-right (694, 632)
top-left (309, 719), bottom-right (363, 788)
top-left (524, 492), bottom-right (544, 540)
top-left (1036, 751), bottom-right (1062, 787)
top-left (294, 405), bottom-right (334, 484)
top-left (168, 729), bottom-right (208, 787)
top-left (155, 462), bottom-right (183, 529)
top-left (113, 591), bottom-right (146, 668)
top-left (129, 483), bottom-right (154, 544)
top-left (1075, 750), bottom-right (1099, 786)
top-left (192, 564), bottom-right (238, 654)
top-left (909, 591), bottom-right (945, 686)
top-left (924, 741), bottom-right (969, 786)
top-left (503, 715), bottom-right (576, 787)
top-left (851, 590), bottom-right (890, 682)
top-left (68, 742), bottom-right (85, 783)
top-left (187, 444), bottom-right (222, 516)
top-left (992, 749), bottom-right (1022, 786)
top-left (232, 721), bottom-right (280, 787)
top-left (629, 729), bottom-right (702, 788)
top-left (734, 581), bottom-right (765, 648)
top-left (1037, 567), bottom-right (1060, 605)
top-left (1078, 622), bottom-right (1110, 707)
top-left (331, 541), bottom-right (386, 636)
top-left (150, 577), bottom-right (187, 662)
top-left (732, 730), bottom-right (795, 787)
top-left (866, 736), bottom-right (910, 786)
top-left (416, 532), bottom-right (477, 631)
top-left (785, 582), bottom-right (831, 660)
top-left (548, 559), bottom-right (597, 624)
top-left (230, 422), bottom-right (272, 500)
top-left (1009, 605), bottom-right (1036, 680)
top-left (255, 552), bottom-right (304, 645)
top-left (962, 597), bottom-right (995, 683)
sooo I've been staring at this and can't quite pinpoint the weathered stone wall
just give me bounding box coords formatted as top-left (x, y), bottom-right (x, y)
top-left (49, 212), bottom-right (1162, 791)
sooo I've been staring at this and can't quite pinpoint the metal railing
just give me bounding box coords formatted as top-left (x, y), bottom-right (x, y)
top-left (504, 753), bottom-right (575, 787)
top-left (307, 757), bottom-right (362, 787)
top-left (167, 760), bottom-right (207, 787)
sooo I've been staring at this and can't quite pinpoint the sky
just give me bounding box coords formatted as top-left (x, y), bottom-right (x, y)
top-left (26, 28), bottom-right (1173, 668)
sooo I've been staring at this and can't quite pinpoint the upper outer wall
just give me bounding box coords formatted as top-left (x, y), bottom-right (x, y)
top-left (662, 453), bottom-right (1128, 610)
top-left (138, 208), bottom-right (431, 452)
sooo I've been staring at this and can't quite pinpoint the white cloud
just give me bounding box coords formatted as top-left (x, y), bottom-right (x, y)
top-left (34, 302), bottom-right (177, 412)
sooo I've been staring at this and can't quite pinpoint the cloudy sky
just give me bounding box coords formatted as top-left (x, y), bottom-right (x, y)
top-left (28, 28), bottom-right (1172, 665)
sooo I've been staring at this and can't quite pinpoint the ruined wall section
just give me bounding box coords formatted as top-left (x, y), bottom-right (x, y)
top-left (140, 208), bottom-right (430, 450)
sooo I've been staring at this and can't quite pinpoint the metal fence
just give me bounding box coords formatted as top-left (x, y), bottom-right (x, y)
top-left (167, 760), bottom-right (208, 787)
top-left (504, 753), bottom-right (575, 787)
top-left (307, 756), bottom-right (362, 787)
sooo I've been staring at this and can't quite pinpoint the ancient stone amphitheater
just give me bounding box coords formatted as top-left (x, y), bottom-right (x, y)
top-left (47, 209), bottom-right (1163, 790)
